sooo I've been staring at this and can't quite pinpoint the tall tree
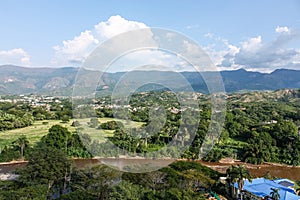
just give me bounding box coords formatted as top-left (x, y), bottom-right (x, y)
top-left (18, 146), bottom-right (72, 199)
top-left (71, 165), bottom-right (122, 200)
top-left (40, 125), bottom-right (71, 151)
top-left (226, 165), bottom-right (251, 200)
top-left (12, 135), bottom-right (29, 159)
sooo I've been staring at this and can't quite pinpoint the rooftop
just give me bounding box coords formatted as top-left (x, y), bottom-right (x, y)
top-left (234, 178), bottom-right (299, 200)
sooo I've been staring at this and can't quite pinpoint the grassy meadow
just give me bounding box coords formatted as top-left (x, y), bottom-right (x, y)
top-left (0, 118), bottom-right (145, 149)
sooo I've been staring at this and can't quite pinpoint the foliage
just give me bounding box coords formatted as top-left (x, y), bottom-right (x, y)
top-left (0, 110), bottom-right (33, 131)
top-left (12, 135), bottom-right (29, 159)
top-left (70, 165), bottom-right (122, 200)
top-left (0, 145), bottom-right (21, 162)
top-left (226, 165), bottom-right (251, 199)
top-left (0, 135), bottom-right (30, 161)
top-left (270, 188), bottom-right (280, 200)
top-left (17, 145), bottom-right (72, 198)
top-left (99, 120), bottom-right (123, 130)
top-left (40, 125), bottom-right (92, 158)
top-left (2, 160), bottom-right (222, 200)
top-left (1, 90), bottom-right (300, 165)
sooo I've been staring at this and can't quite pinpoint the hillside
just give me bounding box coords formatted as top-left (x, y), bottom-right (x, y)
top-left (0, 65), bottom-right (299, 95)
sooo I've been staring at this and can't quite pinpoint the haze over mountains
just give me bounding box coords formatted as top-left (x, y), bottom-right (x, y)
top-left (0, 65), bottom-right (299, 95)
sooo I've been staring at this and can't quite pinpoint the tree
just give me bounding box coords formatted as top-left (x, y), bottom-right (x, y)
top-left (226, 165), bottom-right (251, 200)
top-left (18, 145), bottom-right (72, 199)
top-left (12, 135), bottom-right (29, 159)
top-left (270, 188), bottom-right (280, 200)
top-left (99, 120), bottom-right (123, 130)
top-left (244, 132), bottom-right (273, 164)
top-left (0, 145), bottom-right (20, 162)
top-left (71, 165), bottom-right (122, 200)
top-left (40, 125), bottom-right (91, 158)
top-left (61, 115), bottom-right (70, 123)
top-left (89, 117), bottom-right (99, 128)
top-left (109, 180), bottom-right (143, 200)
top-left (40, 125), bottom-right (72, 151)
top-left (0, 184), bottom-right (47, 199)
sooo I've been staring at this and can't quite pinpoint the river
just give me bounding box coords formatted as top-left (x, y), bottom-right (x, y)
top-left (1, 159), bottom-right (300, 181)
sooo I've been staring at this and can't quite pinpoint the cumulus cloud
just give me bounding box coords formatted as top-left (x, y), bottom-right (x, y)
top-left (203, 33), bottom-right (240, 69)
top-left (53, 30), bottom-right (99, 65)
top-left (94, 15), bottom-right (148, 39)
top-left (276, 26), bottom-right (290, 33)
top-left (241, 36), bottom-right (262, 52)
top-left (180, 40), bottom-right (216, 71)
top-left (53, 17), bottom-right (300, 72)
top-left (205, 27), bottom-right (300, 72)
top-left (52, 15), bottom-right (149, 66)
top-left (0, 48), bottom-right (31, 66)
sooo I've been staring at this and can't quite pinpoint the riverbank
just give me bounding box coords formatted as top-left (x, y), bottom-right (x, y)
top-left (199, 160), bottom-right (300, 180)
top-left (0, 160), bottom-right (28, 165)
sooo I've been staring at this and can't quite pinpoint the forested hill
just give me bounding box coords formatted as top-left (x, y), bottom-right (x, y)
top-left (0, 65), bottom-right (299, 95)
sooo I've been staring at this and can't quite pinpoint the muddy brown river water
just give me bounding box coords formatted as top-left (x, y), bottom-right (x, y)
top-left (1, 159), bottom-right (300, 181)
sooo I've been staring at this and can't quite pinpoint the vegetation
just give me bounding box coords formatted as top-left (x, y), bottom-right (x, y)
top-left (0, 89), bottom-right (299, 199)
top-left (269, 188), bottom-right (280, 200)
top-left (226, 165), bottom-right (251, 200)
top-left (1, 89), bottom-right (300, 165)
top-left (0, 148), bottom-right (222, 199)
top-left (18, 145), bottom-right (72, 199)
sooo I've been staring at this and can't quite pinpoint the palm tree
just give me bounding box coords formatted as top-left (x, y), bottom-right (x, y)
top-left (141, 131), bottom-right (150, 148)
top-left (226, 165), bottom-right (239, 198)
top-left (13, 135), bottom-right (29, 159)
top-left (270, 188), bottom-right (280, 200)
top-left (226, 165), bottom-right (251, 200)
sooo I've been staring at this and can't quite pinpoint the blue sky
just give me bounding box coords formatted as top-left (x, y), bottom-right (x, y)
top-left (0, 0), bottom-right (300, 72)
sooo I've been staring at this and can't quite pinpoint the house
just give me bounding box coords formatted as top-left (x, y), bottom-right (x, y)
top-left (233, 178), bottom-right (299, 200)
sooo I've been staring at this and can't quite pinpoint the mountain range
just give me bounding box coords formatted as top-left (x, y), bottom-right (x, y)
top-left (0, 65), bottom-right (299, 95)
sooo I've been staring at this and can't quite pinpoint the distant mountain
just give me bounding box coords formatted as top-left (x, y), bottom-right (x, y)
top-left (220, 68), bottom-right (300, 92)
top-left (0, 65), bottom-right (77, 95)
top-left (0, 65), bottom-right (299, 95)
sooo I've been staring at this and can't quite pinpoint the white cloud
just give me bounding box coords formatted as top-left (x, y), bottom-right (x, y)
top-left (52, 15), bottom-right (149, 66)
top-left (241, 36), bottom-right (262, 52)
top-left (202, 35), bottom-right (240, 69)
top-left (0, 48), bottom-right (31, 66)
top-left (180, 40), bottom-right (216, 71)
top-left (53, 30), bottom-right (99, 65)
top-left (94, 15), bottom-right (148, 39)
top-left (276, 26), bottom-right (290, 33)
top-left (204, 27), bottom-right (300, 72)
top-left (52, 18), bottom-right (300, 72)
top-left (186, 24), bottom-right (199, 30)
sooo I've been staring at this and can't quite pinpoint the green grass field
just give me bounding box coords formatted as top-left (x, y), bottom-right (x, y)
top-left (0, 118), bottom-right (145, 149)
top-left (0, 120), bottom-right (74, 148)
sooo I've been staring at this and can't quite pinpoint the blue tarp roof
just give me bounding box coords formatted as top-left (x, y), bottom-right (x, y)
top-left (273, 178), bottom-right (295, 187)
top-left (234, 178), bottom-right (299, 200)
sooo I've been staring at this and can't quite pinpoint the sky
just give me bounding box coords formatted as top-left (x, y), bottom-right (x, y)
top-left (0, 0), bottom-right (300, 72)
